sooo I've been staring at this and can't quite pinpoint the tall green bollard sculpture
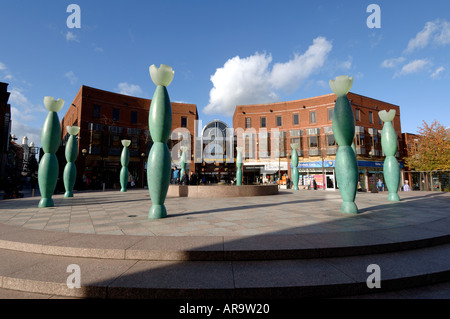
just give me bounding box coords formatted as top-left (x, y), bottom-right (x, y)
top-left (120, 140), bottom-right (131, 192)
top-left (147, 64), bottom-right (174, 219)
top-left (38, 96), bottom-right (64, 208)
top-left (236, 147), bottom-right (243, 186)
top-left (330, 76), bottom-right (359, 214)
top-left (380, 109), bottom-right (400, 201)
top-left (180, 146), bottom-right (187, 178)
top-left (291, 143), bottom-right (299, 190)
top-left (63, 126), bottom-right (80, 198)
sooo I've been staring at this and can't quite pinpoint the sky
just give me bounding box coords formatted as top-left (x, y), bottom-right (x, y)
top-left (1, 0), bottom-right (449, 148)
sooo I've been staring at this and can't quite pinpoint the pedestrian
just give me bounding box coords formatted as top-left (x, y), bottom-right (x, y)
top-left (181, 171), bottom-right (189, 185)
top-left (172, 166), bottom-right (180, 184)
top-left (377, 179), bottom-right (384, 192)
top-left (313, 178), bottom-right (317, 190)
top-left (403, 180), bottom-right (410, 191)
top-left (189, 171), bottom-right (198, 185)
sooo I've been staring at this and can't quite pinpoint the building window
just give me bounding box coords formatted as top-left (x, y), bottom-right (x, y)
top-left (260, 117), bottom-right (266, 128)
top-left (276, 116), bottom-right (282, 127)
top-left (378, 114), bottom-right (382, 125)
top-left (328, 108), bottom-right (333, 121)
top-left (369, 111), bottom-right (373, 124)
top-left (93, 104), bottom-right (101, 119)
top-left (356, 134), bottom-right (365, 146)
top-left (310, 111), bottom-right (316, 123)
top-left (327, 134), bottom-right (336, 146)
top-left (293, 113), bottom-right (299, 125)
top-left (181, 116), bottom-right (187, 128)
top-left (245, 117), bottom-right (251, 128)
top-left (355, 108), bottom-right (360, 121)
top-left (308, 136), bottom-right (318, 148)
top-left (113, 108), bottom-right (120, 122)
top-left (131, 111), bottom-right (138, 124)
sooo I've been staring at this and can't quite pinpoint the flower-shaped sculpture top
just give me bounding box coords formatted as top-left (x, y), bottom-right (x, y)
top-left (149, 64), bottom-right (174, 87)
top-left (43, 96), bottom-right (64, 112)
top-left (121, 140), bottom-right (131, 147)
top-left (329, 75), bottom-right (353, 96)
top-left (290, 143), bottom-right (299, 151)
top-left (379, 109), bottom-right (396, 122)
top-left (67, 126), bottom-right (80, 136)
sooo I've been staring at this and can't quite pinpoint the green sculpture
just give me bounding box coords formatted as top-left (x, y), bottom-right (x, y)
top-left (380, 109), bottom-right (400, 201)
top-left (330, 76), bottom-right (359, 214)
top-left (38, 96), bottom-right (64, 208)
top-left (236, 147), bottom-right (243, 186)
top-left (147, 64), bottom-right (174, 219)
top-left (120, 139), bottom-right (131, 192)
top-left (291, 143), bottom-right (299, 190)
top-left (63, 126), bottom-right (80, 198)
top-left (180, 146), bottom-right (187, 178)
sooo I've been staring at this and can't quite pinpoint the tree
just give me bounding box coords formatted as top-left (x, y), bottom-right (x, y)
top-left (404, 120), bottom-right (450, 171)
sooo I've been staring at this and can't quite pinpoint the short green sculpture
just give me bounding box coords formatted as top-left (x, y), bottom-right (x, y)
top-left (236, 147), bottom-right (243, 186)
top-left (380, 109), bottom-right (400, 201)
top-left (291, 143), bottom-right (299, 190)
top-left (147, 64), bottom-right (174, 219)
top-left (38, 96), bottom-right (64, 208)
top-left (63, 126), bottom-right (80, 198)
top-left (330, 76), bottom-right (359, 214)
top-left (120, 139), bottom-right (131, 192)
top-left (180, 146), bottom-right (187, 178)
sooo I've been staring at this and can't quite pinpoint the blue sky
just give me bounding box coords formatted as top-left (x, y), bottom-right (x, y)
top-left (1, 0), bottom-right (449, 148)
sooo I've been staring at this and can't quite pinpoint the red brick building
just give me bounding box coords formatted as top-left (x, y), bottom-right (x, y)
top-left (61, 85), bottom-right (198, 190)
top-left (233, 92), bottom-right (403, 191)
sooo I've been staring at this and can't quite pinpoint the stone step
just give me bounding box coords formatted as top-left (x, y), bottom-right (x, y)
top-left (1, 219), bottom-right (450, 262)
top-left (1, 242), bottom-right (450, 299)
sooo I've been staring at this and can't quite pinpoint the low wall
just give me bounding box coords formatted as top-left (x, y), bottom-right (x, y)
top-left (167, 184), bottom-right (279, 198)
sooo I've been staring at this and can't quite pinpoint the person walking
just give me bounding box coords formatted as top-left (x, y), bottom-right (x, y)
top-left (172, 166), bottom-right (180, 184)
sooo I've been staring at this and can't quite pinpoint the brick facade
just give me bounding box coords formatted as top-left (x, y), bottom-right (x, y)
top-left (60, 85), bottom-right (198, 190)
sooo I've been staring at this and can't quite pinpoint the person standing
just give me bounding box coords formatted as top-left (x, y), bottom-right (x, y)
top-left (172, 166), bottom-right (180, 184)
top-left (403, 180), bottom-right (410, 191)
top-left (377, 179), bottom-right (384, 192)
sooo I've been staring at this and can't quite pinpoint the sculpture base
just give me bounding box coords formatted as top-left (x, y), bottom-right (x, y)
top-left (167, 184), bottom-right (279, 198)
top-left (149, 204), bottom-right (167, 219)
top-left (120, 188), bottom-right (127, 193)
top-left (38, 198), bottom-right (54, 208)
top-left (341, 201), bottom-right (359, 214)
top-left (64, 192), bottom-right (74, 198)
top-left (388, 193), bottom-right (400, 202)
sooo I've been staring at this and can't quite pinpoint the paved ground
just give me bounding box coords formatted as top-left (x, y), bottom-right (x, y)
top-left (0, 188), bottom-right (449, 300)
top-left (0, 188), bottom-right (448, 237)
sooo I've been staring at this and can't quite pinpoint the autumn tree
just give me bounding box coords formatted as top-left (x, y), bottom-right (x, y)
top-left (404, 120), bottom-right (450, 171)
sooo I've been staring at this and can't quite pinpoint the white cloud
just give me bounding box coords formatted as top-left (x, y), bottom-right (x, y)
top-left (405, 19), bottom-right (450, 53)
top-left (203, 37), bottom-right (332, 116)
top-left (431, 66), bottom-right (445, 79)
top-left (65, 71), bottom-right (78, 85)
top-left (381, 57), bottom-right (405, 68)
top-left (65, 31), bottom-right (79, 42)
top-left (116, 82), bottom-right (143, 96)
top-left (10, 120), bottom-right (42, 148)
top-left (9, 88), bottom-right (30, 108)
top-left (394, 59), bottom-right (430, 78)
top-left (0, 62), bottom-right (6, 71)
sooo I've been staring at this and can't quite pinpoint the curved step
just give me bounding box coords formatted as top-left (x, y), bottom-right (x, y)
top-left (1, 243), bottom-right (450, 299)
